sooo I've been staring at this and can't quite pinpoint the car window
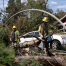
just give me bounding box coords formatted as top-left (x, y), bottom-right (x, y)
top-left (28, 32), bottom-right (33, 34)
top-left (24, 31), bottom-right (40, 38)
top-left (34, 32), bottom-right (40, 37)
top-left (25, 32), bottom-right (33, 38)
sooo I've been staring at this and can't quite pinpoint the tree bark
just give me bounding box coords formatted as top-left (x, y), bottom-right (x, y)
top-left (15, 56), bottom-right (66, 66)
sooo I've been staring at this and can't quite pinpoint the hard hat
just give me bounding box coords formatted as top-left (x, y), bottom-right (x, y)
top-left (13, 26), bottom-right (16, 29)
top-left (42, 17), bottom-right (49, 22)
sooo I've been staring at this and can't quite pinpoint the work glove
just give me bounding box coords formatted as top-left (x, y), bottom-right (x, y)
top-left (39, 33), bottom-right (43, 39)
top-left (40, 35), bottom-right (43, 39)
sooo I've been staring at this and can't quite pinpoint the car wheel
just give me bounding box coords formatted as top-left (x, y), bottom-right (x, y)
top-left (51, 40), bottom-right (61, 50)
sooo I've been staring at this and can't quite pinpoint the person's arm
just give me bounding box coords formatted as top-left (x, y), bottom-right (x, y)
top-left (16, 30), bottom-right (19, 36)
top-left (17, 30), bottom-right (21, 41)
top-left (38, 25), bottom-right (43, 39)
top-left (38, 25), bottom-right (42, 35)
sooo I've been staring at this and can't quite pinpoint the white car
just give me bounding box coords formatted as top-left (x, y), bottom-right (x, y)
top-left (19, 31), bottom-right (66, 50)
top-left (19, 31), bottom-right (40, 44)
top-left (51, 34), bottom-right (66, 49)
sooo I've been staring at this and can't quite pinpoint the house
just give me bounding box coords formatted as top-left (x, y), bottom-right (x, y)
top-left (54, 15), bottom-right (66, 31)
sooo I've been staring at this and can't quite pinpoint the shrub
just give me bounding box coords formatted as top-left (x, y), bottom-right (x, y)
top-left (0, 43), bottom-right (15, 66)
top-left (0, 25), bottom-right (10, 46)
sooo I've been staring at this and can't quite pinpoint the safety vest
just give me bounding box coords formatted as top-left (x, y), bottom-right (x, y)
top-left (38, 23), bottom-right (48, 38)
top-left (11, 30), bottom-right (20, 41)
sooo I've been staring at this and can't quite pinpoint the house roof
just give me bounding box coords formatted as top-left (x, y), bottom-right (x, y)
top-left (60, 15), bottom-right (66, 21)
top-left (54, 15), bottom-right (66, 26)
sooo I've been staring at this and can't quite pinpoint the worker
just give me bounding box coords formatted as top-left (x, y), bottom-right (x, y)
top-left (10, 26), bottom-right (20, 47)
top-left (38, 17), bottom-right (53, 54)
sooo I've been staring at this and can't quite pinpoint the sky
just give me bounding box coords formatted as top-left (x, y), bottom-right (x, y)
top-left (48, 0), bottom-right (66, 13)
top-left (0, 0), bottom-right (66, 13)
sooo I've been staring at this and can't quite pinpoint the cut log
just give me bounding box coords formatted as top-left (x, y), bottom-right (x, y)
top-left (15, 56), bottom-right (66, 66)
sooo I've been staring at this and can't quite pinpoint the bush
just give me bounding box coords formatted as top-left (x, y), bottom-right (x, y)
top-left (0, 25), bottom-right (10, 46)
top-left (18, 58), bottom-right (49, 66)
top-left (0, 43), bottom-right (15, 66)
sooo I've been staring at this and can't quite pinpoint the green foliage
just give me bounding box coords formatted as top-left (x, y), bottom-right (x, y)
top-left (0, 43), bottom-right (15, 66)
top-left (17, 58), bottom-right (50, 66)
top-left (6, 0), bottom-right (25, 26)
top-left (54, 9), bottom-right (66, 32)
top-left (19, 59), bottom-right (31, 66)
top-left (55, 9), bottom-right (66, 19)
top-left (18, 58), bottom-right (41, 66)
top-left (0, 25), bottom-right (10, 45)
top-left (5, 0), bottom-right (54, 35)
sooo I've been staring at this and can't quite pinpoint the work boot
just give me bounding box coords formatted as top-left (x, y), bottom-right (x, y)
top-left (43, 48), bottom-right (48, 56)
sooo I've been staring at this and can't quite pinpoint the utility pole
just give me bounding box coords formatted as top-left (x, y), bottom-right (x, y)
top-left (3, 0), bottom-right (4, 8)
top-left (3, 0), bottom-right (5, 25)
top-left (2, 0), bottom-right (4, 25)
top-left (3, 0), bottom-right (5, 15)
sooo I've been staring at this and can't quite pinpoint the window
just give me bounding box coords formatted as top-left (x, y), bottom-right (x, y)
top-left (24, 32), bottom-right (33, 38)
top-left (24, 31), bottom-right (40, 38)
top-left (34, 32), bottom-right (40, 37)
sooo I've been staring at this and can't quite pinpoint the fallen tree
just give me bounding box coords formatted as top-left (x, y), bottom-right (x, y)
top-left (14, 32), bottom-right (66, 66)
top-left (19, 34), bottom-right (54, 56)
top-left (15, 55), bottom-right (66, 66)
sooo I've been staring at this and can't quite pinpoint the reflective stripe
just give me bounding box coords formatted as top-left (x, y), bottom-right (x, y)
top-left (38, 24), bottom-right (43, 35)
top-left (38, 24), bottom-right (48, 38)
top-left (11, 30), bottom-right (19, 41)
top-left (15, 30), bottom-right (19, 41)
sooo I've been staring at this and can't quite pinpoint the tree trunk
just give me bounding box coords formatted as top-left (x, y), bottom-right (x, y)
top-left (15, 55), bottom-right (66, 66)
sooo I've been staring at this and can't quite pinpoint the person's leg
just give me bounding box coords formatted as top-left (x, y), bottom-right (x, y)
top-left (43, 38), bottom-right (48, 55)
top-left (42, 41), bottom-right (45, 54)
top-left (14, 42), bottom-right (18, 55)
